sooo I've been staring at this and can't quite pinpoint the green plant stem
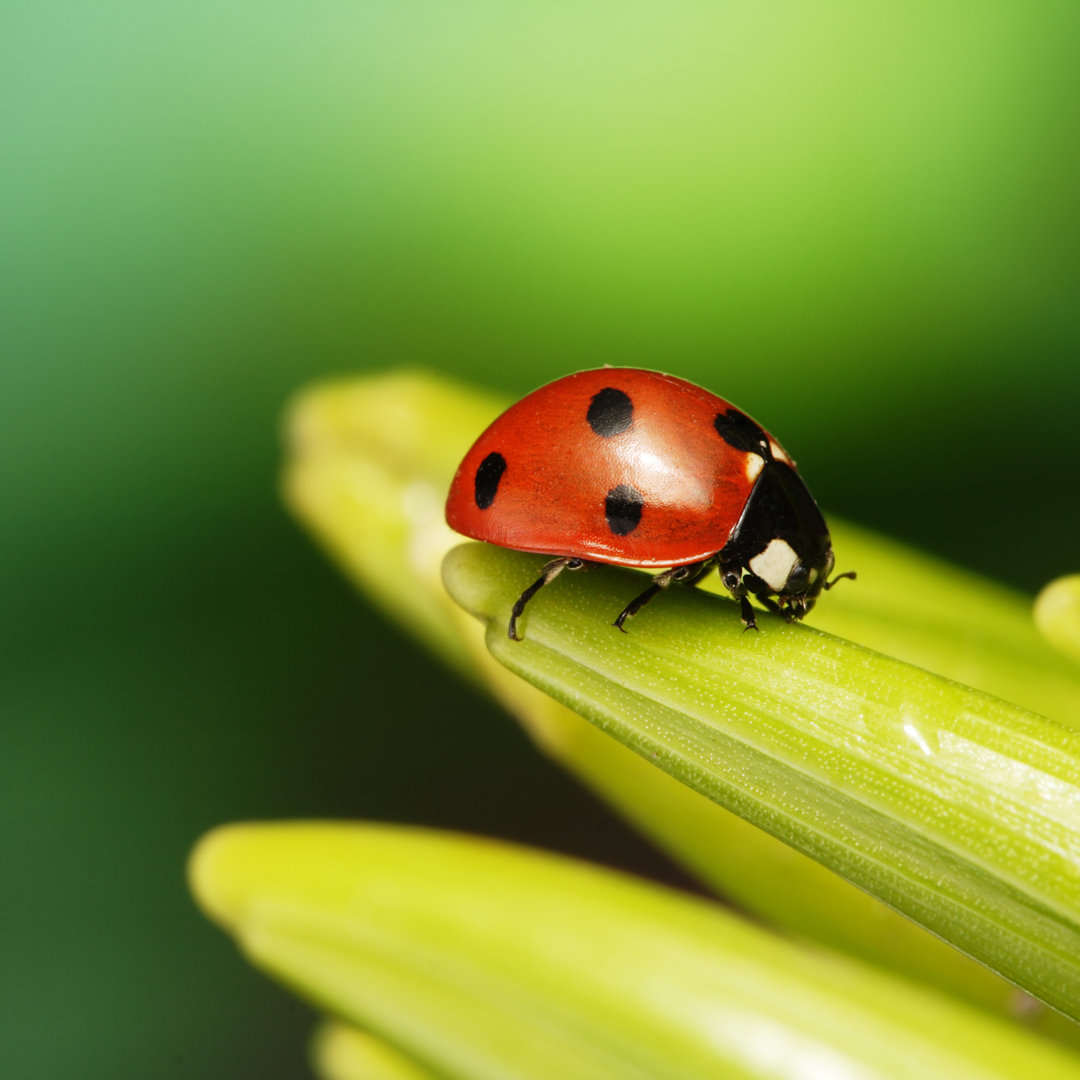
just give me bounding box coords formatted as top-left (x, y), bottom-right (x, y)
top-left (444, 541), bottom-right (1080, 1021)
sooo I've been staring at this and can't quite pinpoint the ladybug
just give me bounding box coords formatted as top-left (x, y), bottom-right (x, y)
top-left (446, 368), bottom-right (853, 640)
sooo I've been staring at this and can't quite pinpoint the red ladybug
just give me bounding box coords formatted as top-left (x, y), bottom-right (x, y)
top-left (446, 368), bottom-right (852, 640)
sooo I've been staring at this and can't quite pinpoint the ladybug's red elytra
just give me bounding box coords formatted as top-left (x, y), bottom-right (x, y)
top-left (445, 368), bottom-right (853, 640)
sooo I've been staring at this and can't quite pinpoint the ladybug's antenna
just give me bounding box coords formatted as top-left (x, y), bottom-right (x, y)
top-left (823, 570), bottom-right (857, 592)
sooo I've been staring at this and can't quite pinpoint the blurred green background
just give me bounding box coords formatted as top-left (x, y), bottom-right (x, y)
top-left (3, 3), bottom-right (1078, 1077)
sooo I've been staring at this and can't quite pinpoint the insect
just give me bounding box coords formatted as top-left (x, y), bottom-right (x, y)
top-left (445, 368), bottom-right (853, 640)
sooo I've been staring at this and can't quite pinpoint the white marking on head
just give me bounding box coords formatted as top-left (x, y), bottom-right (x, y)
top-left (749, 538), bottom-right (799, 592)
top-left (744, 454), bottom-right (765, 484)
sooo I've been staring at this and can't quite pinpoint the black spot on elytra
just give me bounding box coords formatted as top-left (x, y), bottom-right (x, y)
top-left (587, 387), bottom-right (634, 437)
top-left (605, 484), bottom-right (644, 535)
top-left (474, 452), bottom-right (506, 509)
top-left (714, 409), bottom-right (772, 460)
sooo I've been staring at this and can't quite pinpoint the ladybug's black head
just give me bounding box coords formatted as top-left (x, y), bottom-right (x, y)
top-left (768, 544), bottom-right (835, 620)
top-left (739, 533), bottom-right (835, 622)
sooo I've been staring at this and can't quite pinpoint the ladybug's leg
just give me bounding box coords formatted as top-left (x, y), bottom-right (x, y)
top-left (720, 566), bottom-right (759, 632)
top-left (743, 571), bottom-right (791, 624)
top-left (678, 562), bottom-right (716, 588)
top-left (508, 557), bottom-right (585, 641)
top-left (613, 559), bottom-right (712, 633)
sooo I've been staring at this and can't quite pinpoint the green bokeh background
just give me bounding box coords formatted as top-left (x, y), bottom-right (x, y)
top-left (3, 4), bottom-right (1078, 1077)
